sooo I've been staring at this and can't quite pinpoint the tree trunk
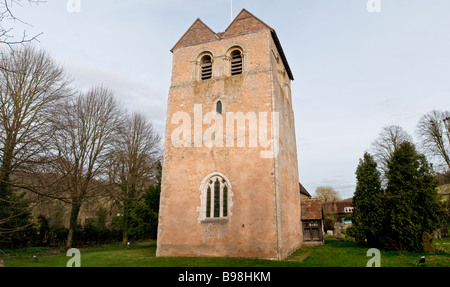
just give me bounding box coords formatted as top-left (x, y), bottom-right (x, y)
top-left (0, 158), bottom-right (13, 222)
top-left (122, 232), bottom-right (129, 245)
top-left (122, 199), bottom-right (131, 245)
top-left (66, 201), bottom-right (82, 249)
top-left (0, 151), bottom-right (13, 199)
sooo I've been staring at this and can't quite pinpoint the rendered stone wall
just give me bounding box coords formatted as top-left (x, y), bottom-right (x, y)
top-left (157, 24), bottom-right (301, 260)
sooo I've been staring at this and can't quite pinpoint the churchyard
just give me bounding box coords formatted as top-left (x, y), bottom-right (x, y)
top-left (1, 237), bottom-right (449, 267)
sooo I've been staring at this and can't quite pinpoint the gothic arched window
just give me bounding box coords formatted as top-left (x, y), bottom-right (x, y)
top-left (201, 173), bottom-right (231, 220)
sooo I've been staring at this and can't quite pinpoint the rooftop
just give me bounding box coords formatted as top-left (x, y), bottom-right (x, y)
top-left (171, 9), bottom-right (294, 81)
top-left (301, 199), bottom-right (323, 220)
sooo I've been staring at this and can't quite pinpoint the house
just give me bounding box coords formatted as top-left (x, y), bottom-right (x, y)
top-left (322, 199), bottom-right (353, 228)
top-left (322, 199), bottom-right (353, 216)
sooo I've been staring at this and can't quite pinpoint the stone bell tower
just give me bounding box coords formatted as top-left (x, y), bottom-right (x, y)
top-left (156, 9), bottom-right (302, 260)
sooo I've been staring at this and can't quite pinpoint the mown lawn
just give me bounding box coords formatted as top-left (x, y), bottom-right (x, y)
top-left (289, 238), bottom-right (450, 267)
top-left (2, 237), bottom-right (449, 267)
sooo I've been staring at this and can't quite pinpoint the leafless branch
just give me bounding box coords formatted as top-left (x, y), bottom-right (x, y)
top-left (0, 45), bottom-right (70, 241)
top-left (0, 45), bottom-right (71, 180)
top-left (416, 110), bottom-right (450, 173)
top-left (105, 111), bottom-right (161, 243)
top-left (0, 0), bottom-right (45, 46)
top-left (46, 86), bottom-right (124, 248)
top-left (371, 125), bottom-right (413, 185)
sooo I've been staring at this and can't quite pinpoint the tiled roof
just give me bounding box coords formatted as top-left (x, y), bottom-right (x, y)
top-left (222, 9), bottom-right (272, 38)
top-left (171, 18), bottom-right (218, 52)
top-left (170, 9), bottom-right (294, 81)
top-left (301, 199), bottom-right (323, 220)
top-left (299, 182), bottom-right (311, 198)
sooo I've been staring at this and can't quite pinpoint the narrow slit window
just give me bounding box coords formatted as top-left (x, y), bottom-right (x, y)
top-left (216, 101), bottom-right (222, 114)
top-left (201, 55), bottom-right (212, 80)
top-left (230, 50), bottom-right (243, 75)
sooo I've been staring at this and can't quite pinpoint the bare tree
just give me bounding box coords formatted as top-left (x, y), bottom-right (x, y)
top-left (314, 186), bottom-right (341, 203)
top-left (49, 86), bottom-right (123, 249)
top-left (0, 46), bottom-right (70, 242)
top-left (371, 125), bottom-right (413, 183)
top-left (0, 0), bottom-right (44, 46)
top-left (107, 112), bottom-right (161, 244)
top-left (0, 46), bottom-right (70, 183)
top-left (416, 110), bottom-right (450, 173)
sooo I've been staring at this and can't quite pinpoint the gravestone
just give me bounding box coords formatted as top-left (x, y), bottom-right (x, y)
top-left (441, 225), bottom-right (448, 238)
top-left (0, 259), bottom-right (4, 267)
top-left (433, 229), bottom-right (441, 240)
top-left (423, 232), bottom-right (435, 254)
top-left (327, 230), bottom-right (334, 236)
top-left (334, 222), bottom-right (342, 240)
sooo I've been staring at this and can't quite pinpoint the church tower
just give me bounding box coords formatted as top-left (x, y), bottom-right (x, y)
top-left (156, 9), bottom-right (302, 260)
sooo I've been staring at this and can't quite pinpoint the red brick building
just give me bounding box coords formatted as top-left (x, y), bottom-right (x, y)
top-left (322, 199), bottom-right (353, 229)
top-left (322, 199), bottom-right (353, 216)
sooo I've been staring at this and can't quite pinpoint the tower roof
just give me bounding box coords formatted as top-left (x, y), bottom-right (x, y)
top-left (171, 9), bottom-right (294, 80)
top-left (171, 18), bottom-right (219, 53)
top-left (222, 8), bottom-right (272, 38)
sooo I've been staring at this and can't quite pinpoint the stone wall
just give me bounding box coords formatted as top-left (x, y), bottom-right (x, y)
top-left (157, 10), bottom-right (301, 260)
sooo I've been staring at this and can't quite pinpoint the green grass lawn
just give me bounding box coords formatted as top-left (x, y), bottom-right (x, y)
top-left (2, 237), bottom-right (449, 267)
top-left (290, 238), bottom-right (450, 267)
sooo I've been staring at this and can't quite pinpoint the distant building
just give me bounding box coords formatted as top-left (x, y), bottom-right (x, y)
top-left (322, 199), bottom-right (353, 216)
top-left (322, 199), bottom-right (353, 228)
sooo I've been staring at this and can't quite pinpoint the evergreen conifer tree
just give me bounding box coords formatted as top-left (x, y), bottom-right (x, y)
top-left (384, 142), bottom-right (442, 251)
top-left (351, 153), bottom-right (384, 246)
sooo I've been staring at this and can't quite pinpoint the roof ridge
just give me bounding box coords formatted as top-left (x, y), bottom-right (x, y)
top-left (223, 8), bottom-right (273, 33)
top-left (170, 18), bottom-right (218, 52)
top-left (170, 9), bottom-right (294, 80)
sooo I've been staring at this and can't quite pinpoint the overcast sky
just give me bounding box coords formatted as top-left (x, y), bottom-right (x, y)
top-left (6, 0), bottom-right (450, 199)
